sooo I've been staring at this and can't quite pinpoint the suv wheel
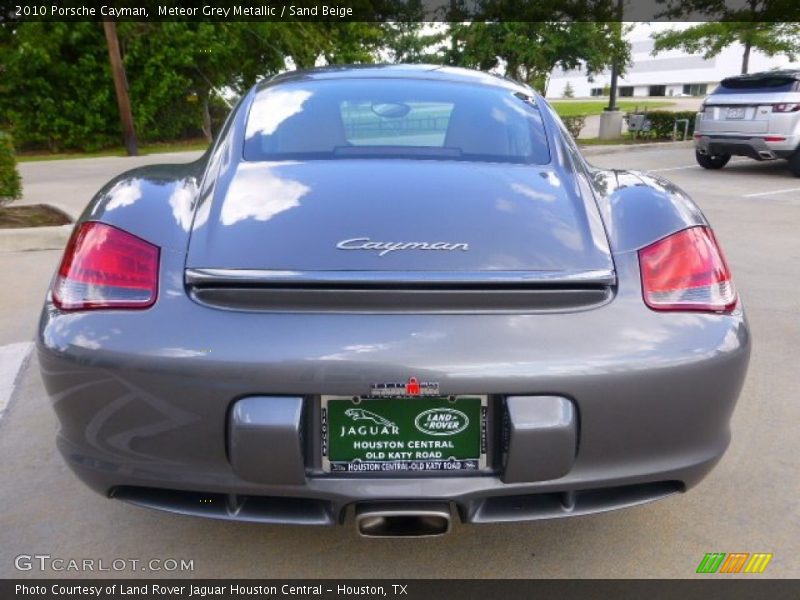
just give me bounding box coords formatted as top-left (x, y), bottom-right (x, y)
top-left (695, 150), bottom-right (731, 170)
top-left (789, 150), bottom-right (800, 177)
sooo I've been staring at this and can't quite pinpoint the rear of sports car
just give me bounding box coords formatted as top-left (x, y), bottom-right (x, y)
top-left (38, 66), bottom-right (750, 536)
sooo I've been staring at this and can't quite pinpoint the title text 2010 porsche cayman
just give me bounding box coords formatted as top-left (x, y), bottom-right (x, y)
top-left (38, 65), bottom-right (750, 537)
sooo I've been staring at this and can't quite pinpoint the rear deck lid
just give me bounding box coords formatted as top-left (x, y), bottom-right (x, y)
top-left (185, 159), bottom-right (614, 283)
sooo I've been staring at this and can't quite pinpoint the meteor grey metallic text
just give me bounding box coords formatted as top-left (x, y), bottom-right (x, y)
top-left (38, 65), bottom-right (750, 537)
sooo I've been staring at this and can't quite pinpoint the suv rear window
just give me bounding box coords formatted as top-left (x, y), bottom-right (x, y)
top-left (244, 79), bottom-right (550, 164)
top-left (715, 73), bottom-right (800, 94)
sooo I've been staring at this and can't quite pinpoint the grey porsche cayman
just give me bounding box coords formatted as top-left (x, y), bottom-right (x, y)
top-left (38, 65), bottom-right (750, 537)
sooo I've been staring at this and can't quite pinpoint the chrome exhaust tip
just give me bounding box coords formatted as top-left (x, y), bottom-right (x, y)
top-left (355, 502), bottom-right (452, 538)
top-left (758, 150), bottom-right (776, 160)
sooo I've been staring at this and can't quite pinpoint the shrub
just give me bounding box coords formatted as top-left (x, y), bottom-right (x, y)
top-left (0, 132), bottom-right (22, 202)
top-left (562, 115), bottom-right (587, 139)
top-left (624, 110), bottom-right (698, 140)
top-left (563, 82), bottom-right (575, 98)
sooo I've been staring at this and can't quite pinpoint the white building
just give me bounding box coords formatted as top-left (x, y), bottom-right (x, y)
top-left (547, 23), bottom-right (800, 99)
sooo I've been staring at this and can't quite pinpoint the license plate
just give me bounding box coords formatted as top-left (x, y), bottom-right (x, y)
top-left (727, 107), bottom-right (746, 119)
top-left (322, 396), bottom-right (487, 473)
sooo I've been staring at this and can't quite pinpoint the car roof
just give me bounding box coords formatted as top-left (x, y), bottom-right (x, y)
top-left (721, 69), bottom-right (800, 85)
top-left (256, 64), bottom-right (533, 95)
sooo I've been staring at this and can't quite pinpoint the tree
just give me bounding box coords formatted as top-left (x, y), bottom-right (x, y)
top-left (0, 22), bottom-right (120, 151)
top-left (0, 131), bottom-right (21, 202)
top-left (103, 21), bottom-right (138, 155)
top-left (378, 1), bottom-right (448, 64)
top-left (563, 81), bottom-right (575, 98)
top-left (0, 22), bottom-right (385, 150)
top-left (382, 22), bottom-right (447, 64)
top-left (652, 1), bottom-right (800, 74)
top-left (444, 21), bottom-right (630, 94)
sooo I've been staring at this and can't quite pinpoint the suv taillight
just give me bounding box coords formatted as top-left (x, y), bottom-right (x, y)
top-left (772, 103), bottom-right (800, 112)
top-left (639, 227), bottom-right (737, 313)
top-left (52, 222), bottom-right (159, 311)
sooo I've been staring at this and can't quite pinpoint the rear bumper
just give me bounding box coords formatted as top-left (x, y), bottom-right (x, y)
top-left (73, 451), bottom-right (706, 526)
top-left (695, 132), bottom-right (799, 159)
top-left (38, 252), bottom-right (751, 525)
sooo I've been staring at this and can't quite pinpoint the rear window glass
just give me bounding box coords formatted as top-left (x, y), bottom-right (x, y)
top-left (243, 79), bottom-right (550, 164)
top-left (715, 74), bottom-right (799, 94)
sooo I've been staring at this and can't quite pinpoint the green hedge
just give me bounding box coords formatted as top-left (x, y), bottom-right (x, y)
top-left (0, 132), bottom-right (22, 202)
top-left (625, 110), bottom-right (698, 140)
top-left (562, 115), bottom-right (587, 139)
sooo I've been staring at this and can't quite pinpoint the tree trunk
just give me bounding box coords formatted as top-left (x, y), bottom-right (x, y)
top-left (741, 40), bottom-right (751, 74)
top-left (102, 20), bottom-right (138, 156)
top-left (201, 94), bottom-right (213, 143)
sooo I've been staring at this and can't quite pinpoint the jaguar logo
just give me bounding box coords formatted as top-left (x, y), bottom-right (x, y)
top-left (341, 408), bottom-right (400, 436)
top-left (414, 408), bottom-right (469, 437)
top-left (336, 237), bottom-right (469, 256)
top-left (344, 408), bottom-right (397, 429)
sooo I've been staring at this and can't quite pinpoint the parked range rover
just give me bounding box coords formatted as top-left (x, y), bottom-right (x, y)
top-left (694, 69), bottom-right (800, 176)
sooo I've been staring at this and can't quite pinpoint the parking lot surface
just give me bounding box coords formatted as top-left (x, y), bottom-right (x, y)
top-left (1, 148), bottom-right (798, 578)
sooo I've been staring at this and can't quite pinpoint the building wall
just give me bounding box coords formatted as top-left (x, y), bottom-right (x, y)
top-left (547, 24), bottom-right (800, 99)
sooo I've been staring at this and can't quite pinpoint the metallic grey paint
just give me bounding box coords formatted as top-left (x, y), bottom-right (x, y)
top-left (37, 65), bottom-right (750, 528)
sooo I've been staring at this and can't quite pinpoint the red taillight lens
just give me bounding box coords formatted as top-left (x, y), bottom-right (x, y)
top-left (639, 226), bottom-right (737, 313)
top-left (52, 222), bottom-right (159, 311)
top-left (772, 103), bottom-right (800, 113)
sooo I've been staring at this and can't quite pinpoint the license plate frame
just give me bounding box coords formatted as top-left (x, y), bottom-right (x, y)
top-left (321, 395), bottom-right (488, 474)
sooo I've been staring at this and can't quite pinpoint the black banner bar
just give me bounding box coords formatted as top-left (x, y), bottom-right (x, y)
top-left (2, 0), bottom-right (800, 23)
top-left (3, 580), bottom-right (800, 600)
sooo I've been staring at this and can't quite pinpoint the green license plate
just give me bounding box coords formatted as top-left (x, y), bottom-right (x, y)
top-left (322, 396), bottom-right (487, 473)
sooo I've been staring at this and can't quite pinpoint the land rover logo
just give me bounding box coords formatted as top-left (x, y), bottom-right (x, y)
top-left (337, 237), bottom-right (469, 257)
top-left (414, 408), bottom-right (469, 437)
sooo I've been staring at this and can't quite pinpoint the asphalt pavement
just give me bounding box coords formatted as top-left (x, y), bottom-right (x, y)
top-left (0, 148), bottom-right (798, 578)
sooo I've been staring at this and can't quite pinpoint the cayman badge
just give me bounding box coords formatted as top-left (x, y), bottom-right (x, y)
top-left (337, 237), bottom-right (469, 256)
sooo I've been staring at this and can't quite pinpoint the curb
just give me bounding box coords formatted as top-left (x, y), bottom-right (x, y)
top-left (580, 140), bottom-right (694, 156)
top-left (0, 224), bottom-right (72, 252)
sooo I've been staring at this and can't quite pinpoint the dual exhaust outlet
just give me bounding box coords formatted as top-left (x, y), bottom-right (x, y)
top-left (355, 502), bottom-right (452, 537)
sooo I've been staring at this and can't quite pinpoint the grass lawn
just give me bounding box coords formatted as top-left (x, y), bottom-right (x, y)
top-left (17, 139), bottom-right (210, 162)
top-left (550, 100), bottom-right (674, 117)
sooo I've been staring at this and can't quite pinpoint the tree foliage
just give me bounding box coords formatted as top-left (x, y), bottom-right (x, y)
top-left (652, 1), bottom-right (800, 74)
top-left (0, 15), bottom-right (631, 152)
top-left (0, 22), bottom-right (387, 151)
top-left (652, 21), bottom-right (800, 74)
top-left (444, 21), bottom-right (630, 93)
top-left (0, 131), bottom-right (22, 201)
top-left (0, 23), bottom-right (119, 151)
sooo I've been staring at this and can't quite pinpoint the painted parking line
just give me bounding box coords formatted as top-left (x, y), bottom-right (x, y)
top-left (649, 164), bottom-right (700, 173)
top-left (0, 341), bottom-right (34, 423)
top-left (743, 187), bottom-right (800, 198)
top-left (649, 159), bottom-right (750, 173)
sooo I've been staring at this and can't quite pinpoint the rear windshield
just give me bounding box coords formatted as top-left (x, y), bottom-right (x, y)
top-left (715, 74), bottom-right (799, 94)
top-left (243, 79), bottom-right (550, 164)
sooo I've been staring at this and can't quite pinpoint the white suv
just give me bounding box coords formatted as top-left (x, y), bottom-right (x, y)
top-left (694, 69), bottom-right (800, 176)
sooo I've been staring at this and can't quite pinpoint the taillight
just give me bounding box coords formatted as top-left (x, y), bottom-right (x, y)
top-left (639, 227), bottom-right (737, 313)
top-left (52, 222), bottom-right (159, 311)
top-left (772, 103), bottom-right (800, 112)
